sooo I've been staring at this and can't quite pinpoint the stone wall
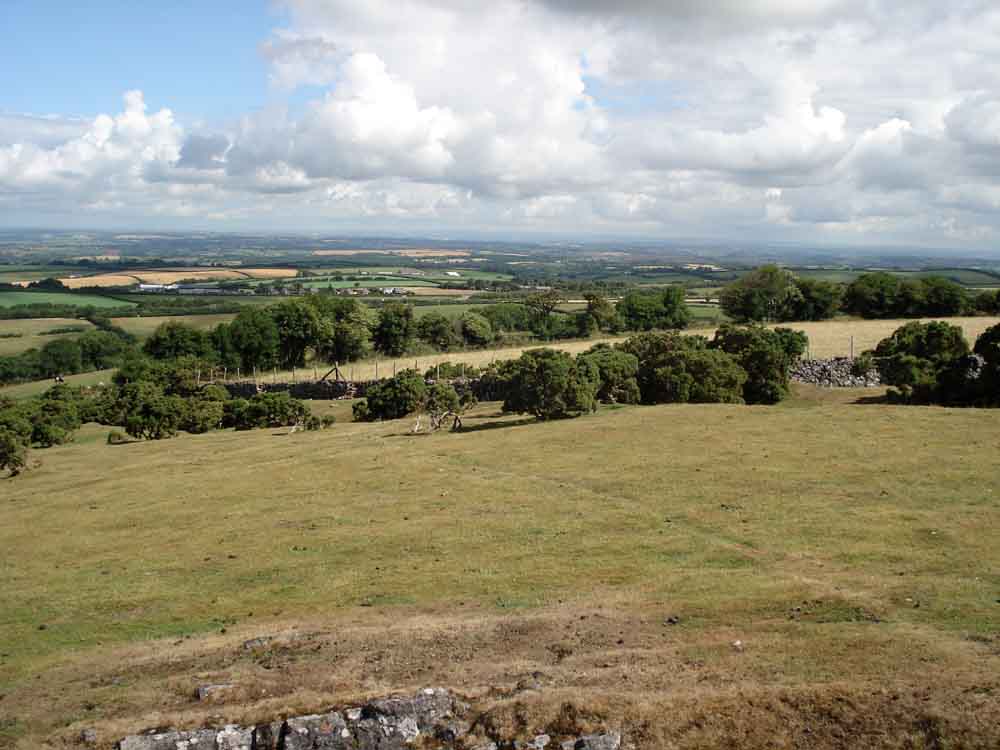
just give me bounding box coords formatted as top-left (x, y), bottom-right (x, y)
top-left (790, 358), bottom-right (882, 388)
top-left (116, 688), bottom-right (622, 750)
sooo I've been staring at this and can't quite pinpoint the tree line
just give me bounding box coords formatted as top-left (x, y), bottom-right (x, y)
top-left (719, 265), bottom-right (1000, 322)
top-left (353, 323), bottom-right (807, 425)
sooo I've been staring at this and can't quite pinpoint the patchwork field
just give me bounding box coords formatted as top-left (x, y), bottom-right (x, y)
top-left (58, 268), bottom-right (298, 288)
top-left (312, 249), bottom-right (471, 257)
top-left (1, 387), bottom-right (998, 748)
top-left (0, 291), bottom-right (134, 309)
top-left (0, 317), bottom-right (95, 355)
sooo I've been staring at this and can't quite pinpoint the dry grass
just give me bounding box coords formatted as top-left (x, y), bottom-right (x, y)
top-left (59, 274), bottom-right (140, 289)
top-left (58, 268), bottom-right (297, 287)
top-left (0, 318), bottom-right (95, 355)
top-left (1, 388), bottom-right (998, 747)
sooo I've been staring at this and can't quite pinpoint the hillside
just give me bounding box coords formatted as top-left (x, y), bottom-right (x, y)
top-left (1, 387), bottom-right (998, 748)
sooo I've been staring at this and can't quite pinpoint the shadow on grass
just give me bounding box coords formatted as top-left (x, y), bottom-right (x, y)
top-left (853, 394), bottom-right (890, 405)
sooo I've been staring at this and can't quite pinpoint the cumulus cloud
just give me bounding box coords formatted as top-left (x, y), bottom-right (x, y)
top-left (3, 0), bottom-right (1000, 246)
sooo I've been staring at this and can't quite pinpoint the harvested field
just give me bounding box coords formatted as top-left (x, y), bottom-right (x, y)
top-left (0, 317), bottom-right (95, 355)
top-left (58, 274), bottom-right (141, 288)
top-left (59, 268), bottom-right (297, 287)
top-left (1, 388), bottom-right (998, 748)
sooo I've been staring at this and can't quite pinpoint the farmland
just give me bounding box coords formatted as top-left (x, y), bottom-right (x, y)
top-left (0, 291), bottom-right (135, 309)
top-left (0, 318), bottom-right (95, 355)
top-left (58, 268), bottom-right (298, 288)
top-left (108, 313), bottom-right (239, 339)
top-left (1, 386), bottom-right (998, 747)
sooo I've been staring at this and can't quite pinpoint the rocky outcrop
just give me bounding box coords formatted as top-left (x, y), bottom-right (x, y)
top-left (116, 689), bottom-right (622, 750)
top-left (790, 358), bottom-right (882, 387)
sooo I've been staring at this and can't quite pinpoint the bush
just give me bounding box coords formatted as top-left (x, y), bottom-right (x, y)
top-left (416, 313), bottom-right (461, 351)
top-left (180, 399), bottom-right (225, 434)
top-left (143, 321), bottom-right (214, 360)
top-left (502, 348), bottom-right (599, 419)
top-left (107, 430), bottom-right (128, 445)
top-left (424, 361), bottom-right (480, 380)
top-left (459, 313), bottom-right (494, 347)
top-left (647, 348), bottom-right (747, 404)
top-left (355, 370), bottom-right (427, 421)
top-left (711, 324), bottom-right (797, 404)
top-left (320, 414), bottom-right (337, 429)
top-left (0, 429), bottom-right (28, 476)
top-left (224, 391), bottom-right (310, 430)
top-left (844, 273), bottom-right (970, 318)
top-left (577, 345), bottom-right (640, 404)
top-left (872, 321), bottom-right (971, 403)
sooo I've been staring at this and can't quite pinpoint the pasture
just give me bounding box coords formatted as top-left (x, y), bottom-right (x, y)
top-left (0, 318), bottom-right (95, 355)
top-left (109, 313), bottom-right (238, 339)
top-left (0, 291), bottom-right (134, 309)
top-left (1, 387), bottom-right (998, 747)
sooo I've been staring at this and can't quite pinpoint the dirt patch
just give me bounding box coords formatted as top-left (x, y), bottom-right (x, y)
top-left (10, 606), bottom-right (999, 749)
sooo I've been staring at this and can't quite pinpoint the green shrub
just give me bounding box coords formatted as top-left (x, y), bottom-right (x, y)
top-left (577, 345), bottom-right (640, 404)
top-left (0, 429), bottom-right (28, 476)
top-left (355, 370), bottom-right (427, 421)
top-left (502, 348), bottom-right (599, 419)
top-left (106, 430), bottom-right (128, 445)
top-left (711, 324), bottom-right (797, 404)
top-left (872, 321), bottom-right (970, 403)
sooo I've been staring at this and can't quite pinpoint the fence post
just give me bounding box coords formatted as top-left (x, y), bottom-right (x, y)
top-left (850, 336), bottom-right (855, 359)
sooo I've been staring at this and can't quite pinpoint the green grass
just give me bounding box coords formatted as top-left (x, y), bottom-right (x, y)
top-left (0, 291), bottom-right (134, 309)
top-left (3, 394), bottom-right (999, 680)
top-left (0, 369), bottom-right (115, 399)
top-left (108, 314), bottom-right (238, 339)
top-left (0, 318), bottom-right (96, 355)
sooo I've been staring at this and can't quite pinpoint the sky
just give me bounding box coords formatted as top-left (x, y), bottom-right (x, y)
top-left (2, 1), bottom-right (1000, 250)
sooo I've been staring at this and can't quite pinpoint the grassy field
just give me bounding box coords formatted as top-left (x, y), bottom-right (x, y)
top-left (0, 318), bottom-right (95, 355)
top-left (0, 368), bottom-right (115, 399)
top-left (109, 313), bottom-right (238, 339)
top-left (0, 291), bottom-right (135, 309)
top-left (58, 268), bottom-right (298, 288)
top-left (1, 387), bottom-right (998, 747)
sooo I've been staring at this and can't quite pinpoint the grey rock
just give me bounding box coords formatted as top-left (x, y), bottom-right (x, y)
top-left (562, 733), bottom-right (621, 750)
top-left (528, 734), bottom-right (551, 749)
top-left (284, 712), bottom-right (352, 750)
top-left (790, 358), bottom-right (882, 388)
top-left (215, 726), bottom-right (252, 750)
top-left (79, 728), bottom-right (98, 745)
top-left (240, 636), bottom-right (273, 651)
top-left (118, 729), bottom-right (218, 750)
top-left (362, 686), bottom-right (457, 730)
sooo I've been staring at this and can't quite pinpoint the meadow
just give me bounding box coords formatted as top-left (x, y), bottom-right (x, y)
top-left (0, 291), bottom-right (134, 309)
top-left (0, 318), bottom-right (95, 355)
top-left (1, 386), bottom-right (998, 748)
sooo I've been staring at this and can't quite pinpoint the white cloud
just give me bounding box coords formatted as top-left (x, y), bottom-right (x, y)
top-left (2, 1), bottom-right (1000, 247)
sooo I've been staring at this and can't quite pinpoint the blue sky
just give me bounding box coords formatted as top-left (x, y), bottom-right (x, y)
top-left (2, 0), bottom-right (283, 121)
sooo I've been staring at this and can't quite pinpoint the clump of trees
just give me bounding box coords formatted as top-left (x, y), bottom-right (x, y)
top-left (842, 273), bottom-right (971, 319)
top-left (719, 265), bottom-right (986, 323)
top-left (865, 320), bottom-right (1000, 406)
top-left (352, 369), bottom-right (475, 430)
top-left (720, 265), bottom-right (842, 322)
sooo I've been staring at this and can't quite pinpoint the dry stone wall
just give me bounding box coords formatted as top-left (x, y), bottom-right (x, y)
top-left (116, 689), bottom-right (622, 750)
top-left (790, 358), bottom-right (882, 388)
